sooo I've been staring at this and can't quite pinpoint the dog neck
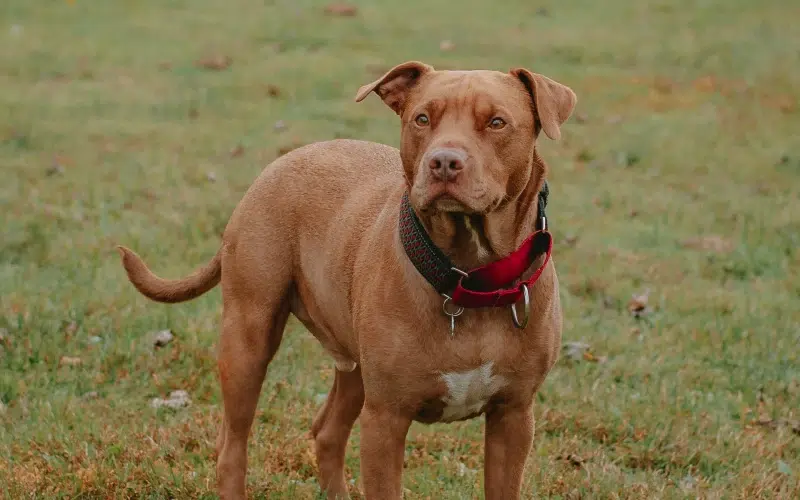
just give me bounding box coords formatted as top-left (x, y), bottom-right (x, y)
top-left (417, 150), bottom-right (547, 271)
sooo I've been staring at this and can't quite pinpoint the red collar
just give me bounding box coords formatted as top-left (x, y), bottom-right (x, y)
top-left (398, 185), bottom-right (553, 311)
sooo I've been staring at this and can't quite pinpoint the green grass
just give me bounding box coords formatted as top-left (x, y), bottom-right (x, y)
top-left (1, 0), bottom-right (799, 497)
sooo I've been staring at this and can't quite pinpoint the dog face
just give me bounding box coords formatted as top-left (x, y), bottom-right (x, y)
top-left (356, 61), bottom-right (576, 215)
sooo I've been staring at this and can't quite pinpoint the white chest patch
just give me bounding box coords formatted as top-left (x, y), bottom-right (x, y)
top-left (440, 361), bottom-right (507, 422)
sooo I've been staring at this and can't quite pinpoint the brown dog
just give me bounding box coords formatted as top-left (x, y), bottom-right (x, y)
top-left (118, 60), bottom-right (576, 499)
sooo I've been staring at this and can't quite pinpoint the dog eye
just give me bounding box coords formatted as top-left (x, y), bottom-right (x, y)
top-left (415, 114), bottom-right (430, 127)
top-left (488, 117), bottom-right (506, 129)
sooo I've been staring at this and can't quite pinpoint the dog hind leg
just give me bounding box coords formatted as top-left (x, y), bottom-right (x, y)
top-left (215, 244), bottom-right (292, 499)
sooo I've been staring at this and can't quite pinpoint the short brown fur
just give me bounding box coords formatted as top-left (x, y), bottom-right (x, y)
top-left (118, 61), bottom-right (576, 499)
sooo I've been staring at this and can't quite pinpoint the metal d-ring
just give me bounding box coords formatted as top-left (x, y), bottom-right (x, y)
top-left (510, 284), bottom-right (531, 329)
top-left (442, 294), bottom-right (464, 338)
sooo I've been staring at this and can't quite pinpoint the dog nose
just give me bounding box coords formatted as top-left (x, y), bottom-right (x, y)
top-left (427, 148), bottom-right (466, 181)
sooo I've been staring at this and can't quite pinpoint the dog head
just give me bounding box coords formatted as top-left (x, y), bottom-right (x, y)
top-left (355, 61), bottom-right (576, 216)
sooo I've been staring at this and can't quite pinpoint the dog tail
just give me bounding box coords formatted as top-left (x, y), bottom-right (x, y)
top-left (116, 246), bottom-right (222, 303)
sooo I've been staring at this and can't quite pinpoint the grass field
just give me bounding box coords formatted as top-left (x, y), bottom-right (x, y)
top-left (1, 0), bottom-right (799, 498)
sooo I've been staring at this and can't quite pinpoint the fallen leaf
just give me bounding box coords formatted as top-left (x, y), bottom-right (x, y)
top-left (583, 351), bottom-right (608, 364)
top-left (60, 356), bottom-right (82, 366)
top-left (755, 417), bottom-right (800, 435)
top-left (150, 390), bottom-right (191, 409)
top-left (439, 40), bottom-right (455, 52)
top-left (188, 107), bottom-right (199, 119)
top-left (755, 416), bottom-right (776, 428)
top-left (679, 474), bottom-right (696, 490)
top-left (265, 84), bottom-right (282, 97)
top-left (653, 77), bottom-right (676, 95)
top-left (628, 288), bottom-right (651, 318)
top-left (206, 171), bottom-right (217, 183)
top-left (606, 115), bottom-right (623, 125)
top-left (194, 54), bottom-right (232, 71)
top-left (559, 453), bottom-right (584, 467)
top-left (681, 235), bottom-right (734, 254)
top-left (574, 112), bottom-right (588, 124)
top-left (456, 462), bottom-right (476, 476)
top-left (83, 391), bottom-right (99, 400)
top-left (157, 61), bottom-right (173, 71)
top-left (45, 161), bottom-right (65, 176)
top-left (229, 144), bottom-right (245, 158)
top-left (324, 2), bottom-right (358, 16)
top-left (562, 342), bottom-right (590, 361)
top-left (152, 329), bottom-right (174, 348)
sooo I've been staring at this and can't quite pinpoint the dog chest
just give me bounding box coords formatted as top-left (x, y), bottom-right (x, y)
top-left (437, 361), bottom-right (507, 422)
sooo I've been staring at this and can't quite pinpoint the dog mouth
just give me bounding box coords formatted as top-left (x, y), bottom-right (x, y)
top-left (414, 185), bottom-right (464, 212)
top-left (413, 185), bottom-right (496, 215)
top-left (430, 190), bottom-right (470, 211)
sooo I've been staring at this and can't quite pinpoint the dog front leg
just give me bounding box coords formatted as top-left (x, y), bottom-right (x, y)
top-left (359, 402), bottom-right (411, 499)
top-left (484, 405), bottom-right (535, 499)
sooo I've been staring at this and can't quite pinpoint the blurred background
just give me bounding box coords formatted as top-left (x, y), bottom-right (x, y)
top-left (1, 0), bottom-right (798, 498)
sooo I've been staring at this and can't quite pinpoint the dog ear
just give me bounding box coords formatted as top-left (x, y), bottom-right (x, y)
top-left (355, 61), bottom-right (434, 115)
top-left (510, 69), bottom-right (576, 140)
